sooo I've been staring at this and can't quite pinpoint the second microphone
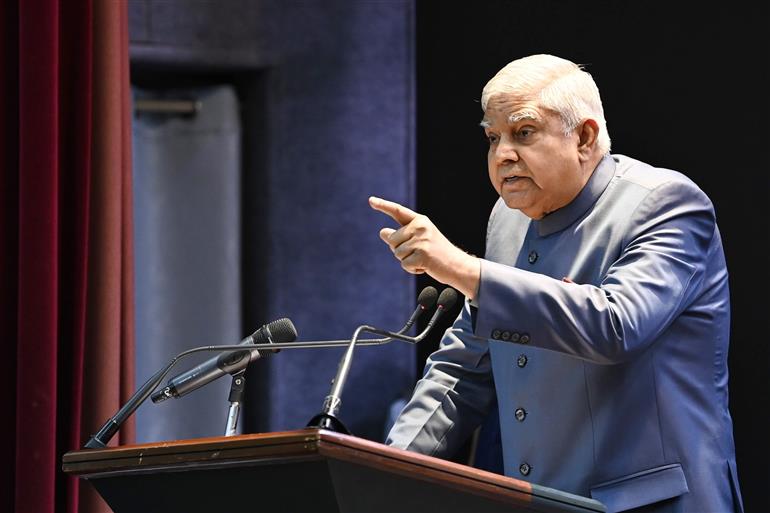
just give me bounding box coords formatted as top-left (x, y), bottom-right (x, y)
top-left (151, 318), bottom-right (297, 403)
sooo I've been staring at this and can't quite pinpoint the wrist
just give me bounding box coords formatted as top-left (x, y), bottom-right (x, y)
top-left (436, 248), bottom-right (480, 300)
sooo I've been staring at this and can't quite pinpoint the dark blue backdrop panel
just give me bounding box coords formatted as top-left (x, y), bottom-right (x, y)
top-left (252, 1), bottom-right (416, 441)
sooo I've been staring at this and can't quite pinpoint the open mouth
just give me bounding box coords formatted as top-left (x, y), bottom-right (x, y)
top-left (503, 176), bottom-right (521, 183)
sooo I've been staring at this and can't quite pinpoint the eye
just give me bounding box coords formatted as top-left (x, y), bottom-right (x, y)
top-left (486, 132), bottom-right (499, 144)
top-left (516, 128), bottom-right (534, 139)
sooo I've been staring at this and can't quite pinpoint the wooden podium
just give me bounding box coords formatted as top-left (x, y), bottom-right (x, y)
top-left (63, 428), bottom-right (605, 513)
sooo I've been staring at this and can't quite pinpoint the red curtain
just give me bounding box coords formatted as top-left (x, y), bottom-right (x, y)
top-left (0, 1), bottom-right (135, 512)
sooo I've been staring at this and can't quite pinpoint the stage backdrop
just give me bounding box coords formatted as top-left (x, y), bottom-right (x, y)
top-left (127, 0), bottom-right (418, 443)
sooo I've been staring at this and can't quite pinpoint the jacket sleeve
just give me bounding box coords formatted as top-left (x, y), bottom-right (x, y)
top-left (474, 179), bottom-right (718, 364)
top-left (386, 300), bottom-right (496, 457)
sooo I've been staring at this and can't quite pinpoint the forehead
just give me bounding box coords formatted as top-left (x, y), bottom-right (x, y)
top-left (481, 94), bottom-right (547, 127)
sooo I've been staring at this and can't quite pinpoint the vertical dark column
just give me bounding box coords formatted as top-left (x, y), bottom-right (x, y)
top-left (244, 1), bottom-right (417, 441)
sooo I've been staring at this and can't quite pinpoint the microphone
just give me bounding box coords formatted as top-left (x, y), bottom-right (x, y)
top-left (369, 285), bottom-right (439, 342)
top-left (84, 317), bottom-right (298, 449)
top-left (240, 286), bottom-right (439, 351)
top-left (151, 318), bottom-right (297, 403)
top-left (395, 287), bottom-right (457, 342)
top-left (350, 287), bottom-right (458, 344)
top-left (400, 285), bottom-right (439, 332)
top-left (307, 287), bottom-right (458, 433)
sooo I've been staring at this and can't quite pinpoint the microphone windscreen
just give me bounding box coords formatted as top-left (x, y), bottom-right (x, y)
top-left (417, 286), bottom-right (439, 309)
top-left (266, 318), bottom-right (298, 343)
top-left (437, 288), bottom-right (458, 310)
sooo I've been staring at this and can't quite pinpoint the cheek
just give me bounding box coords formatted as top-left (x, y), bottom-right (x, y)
top-left (533, 174), bottom-right (560, 201)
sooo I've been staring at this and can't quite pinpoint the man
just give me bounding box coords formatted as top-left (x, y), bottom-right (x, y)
top-left (370, 54), bottom-right (742, 512)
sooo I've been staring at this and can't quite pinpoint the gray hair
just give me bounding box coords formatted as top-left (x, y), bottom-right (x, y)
top-left (481, 54), bottom-right (611, 154)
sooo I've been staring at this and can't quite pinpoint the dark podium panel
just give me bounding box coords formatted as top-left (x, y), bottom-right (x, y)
top-left (63, 428), bottom-right (605, 513)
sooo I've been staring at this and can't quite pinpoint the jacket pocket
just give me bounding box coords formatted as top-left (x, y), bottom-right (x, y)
top-left (589, 463), bottom-right (689, 512)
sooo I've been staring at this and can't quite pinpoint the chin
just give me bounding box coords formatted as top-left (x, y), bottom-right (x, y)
top-left (503, 201), bottom-right (543, 219)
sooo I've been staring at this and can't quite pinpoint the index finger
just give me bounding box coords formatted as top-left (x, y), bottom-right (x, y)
top-left (369, 196), bottom-right (418, 226)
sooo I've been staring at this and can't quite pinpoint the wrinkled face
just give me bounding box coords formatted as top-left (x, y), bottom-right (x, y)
top-left (483, 94), bottom-right (589, 219)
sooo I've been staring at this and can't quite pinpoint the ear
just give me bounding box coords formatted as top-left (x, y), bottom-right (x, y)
top-left (576, 119), bottom-right (599, 161)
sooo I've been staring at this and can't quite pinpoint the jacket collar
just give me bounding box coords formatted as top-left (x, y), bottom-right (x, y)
top-left (534, 154), bottom-right (616, 237)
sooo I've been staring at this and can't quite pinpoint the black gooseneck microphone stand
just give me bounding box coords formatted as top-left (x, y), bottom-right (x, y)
top-left (84, 318), bottom-right (297, 449)
top-left (83, 288), bottom-right (451, 449)
top-left (307, 287), bottom-right (458, 434)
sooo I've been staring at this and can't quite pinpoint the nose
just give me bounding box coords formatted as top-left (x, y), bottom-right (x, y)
top-left (494, 136), bottom-right (518, 166)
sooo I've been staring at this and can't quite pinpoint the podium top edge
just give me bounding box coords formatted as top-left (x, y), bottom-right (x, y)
top-left (63, 428), bottom-right (605, 513)
top-left (63, 427), bottom-right (325, 464)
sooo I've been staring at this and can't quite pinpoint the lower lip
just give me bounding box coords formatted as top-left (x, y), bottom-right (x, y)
top-left (503, 177), bottom-right (527, 189)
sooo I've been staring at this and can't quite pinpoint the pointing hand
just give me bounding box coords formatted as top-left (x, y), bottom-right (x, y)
top-left (369, 196), bottom-right (480, 300)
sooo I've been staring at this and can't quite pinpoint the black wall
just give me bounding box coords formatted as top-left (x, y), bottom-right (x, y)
top-left (415, 2), bottom-right (769, 511)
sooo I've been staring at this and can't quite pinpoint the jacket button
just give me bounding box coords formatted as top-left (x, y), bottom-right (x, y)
top-left (517, 354), bottom-right (528, 368)
top-left (514, 408), bottom-right (527, 422)
top-left (528, 251), bottom-right (538, 264)
top-left (519, 333), bottom-right (530, 344)
top-left (510, 332), bottom-right (520, 342)
top-left (519, 462), bottom-right (531, 476)
top-left (501, 330), bottom-right (511, 341)
top-left (491, 329), bottom-right (501, 340)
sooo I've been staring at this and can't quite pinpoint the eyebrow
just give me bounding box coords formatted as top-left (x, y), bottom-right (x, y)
top-left (508, 111), bottom-right (539, 124)
top-left (479, 110), bottom-right (540, 129)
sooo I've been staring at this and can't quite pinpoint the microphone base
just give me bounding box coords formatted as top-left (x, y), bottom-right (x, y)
top-left (306, 413), bottom-right (350, 435)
